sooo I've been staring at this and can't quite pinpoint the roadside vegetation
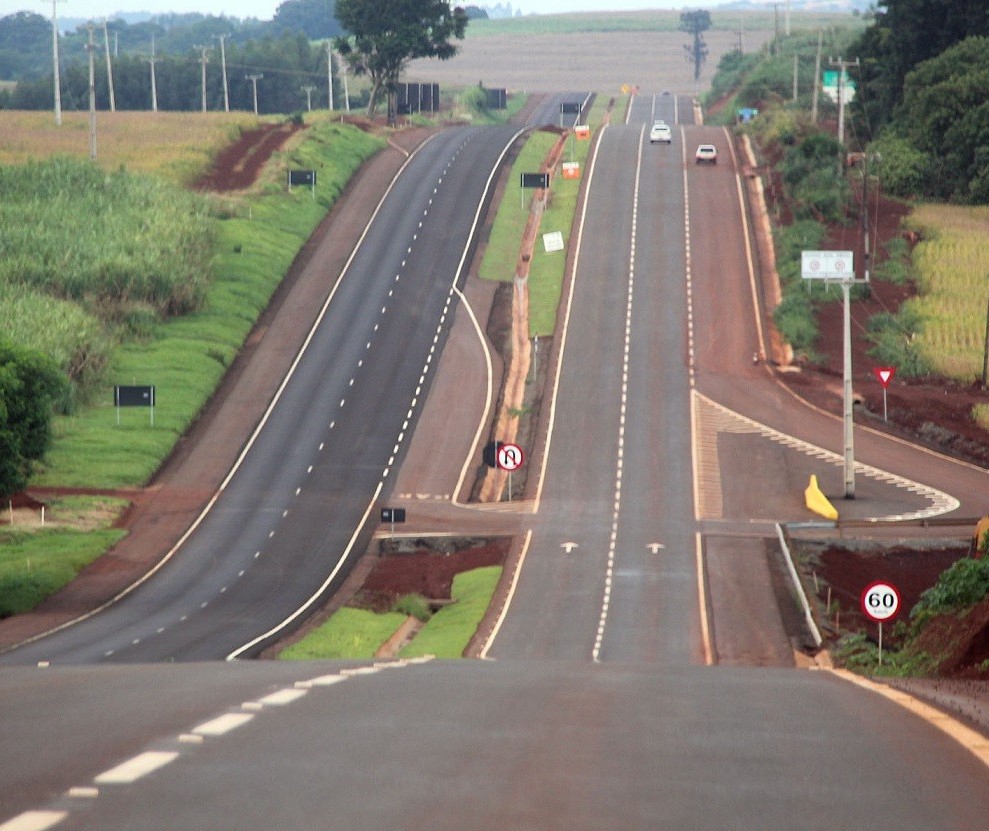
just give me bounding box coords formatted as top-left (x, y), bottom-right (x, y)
top-left (479, 94), bottom-right (612, 336)
top-left (835, 553), bottom-right (989, 678)
top-left (280, 566), bottom-right (501, 661)
top-left (0, 114), bottom-right (383, 609)
top-left (708, 4), bottom-right (989, 387)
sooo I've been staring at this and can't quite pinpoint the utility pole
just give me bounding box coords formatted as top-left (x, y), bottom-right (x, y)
top-left (86, 23), bottom-right (97, 159)
top-left (47, 0), bottom-right (65, 126)
top-left (301, 85), bottom-right (316, 111)
top-left (811, 30), bottom-right (822, 124)
top-left (196, 45), bottom-right (209, 112)
top-left (246, 73), bottom-right (263, 114)
top-left (216, 34), bottom-right (230, 112)
top-left (829, 55), bottom-right (859, 146)
top-left (147, 35), bottom-right (158, 112)
top-left (792, 53), bottom-right (798, 102)
top-left (102, 18), bottom-right (115, 112)
top-left (325, 42), bottom-right (334, 111)
top-left (341, 60), bottom-right (350, 112)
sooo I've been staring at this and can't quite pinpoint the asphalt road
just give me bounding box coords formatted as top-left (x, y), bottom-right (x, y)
top-left (1, 122), bottom-right (535, 665)
top-left (3, 91), bottom-right (989, 830)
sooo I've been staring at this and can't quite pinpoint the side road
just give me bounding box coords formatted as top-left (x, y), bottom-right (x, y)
top-left (0, 127), bottom-right (440, 652)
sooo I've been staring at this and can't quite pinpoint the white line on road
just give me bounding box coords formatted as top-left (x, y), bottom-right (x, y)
top-left (94, 751), bottom-right (179, 785)
top-left (192, 712), bottom-right (255, 736)
top-left (0, 812), bottom-right (67, 831)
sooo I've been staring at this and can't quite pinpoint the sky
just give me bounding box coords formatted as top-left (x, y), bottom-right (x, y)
top-left (2, 1), bottom-right (730, 24)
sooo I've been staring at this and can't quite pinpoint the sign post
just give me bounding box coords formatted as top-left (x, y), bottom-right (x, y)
top-left (114, 385), bottom-right (155, 426)
top-left (872, 366), bottom-right (896, 422)
top-left (380, 507), bottom-right (406, 537)
top-left (802, 250), bottom-right (862, 498)
top-left (860, 581), bottom-right (901, 666)
top-left (496, 442), bottom-right (524, 503)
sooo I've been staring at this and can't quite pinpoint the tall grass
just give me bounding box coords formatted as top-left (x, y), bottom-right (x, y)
top-left (0, 111), bottom-right (261, 185)
top-left (906, 204), bottom-right (989, 381)
top-left (0, 287), bottom-right (110, 400)
top-left (33, 120), bottom-right (385, 488)
top-left (0, 157), bottom-right (215, 324)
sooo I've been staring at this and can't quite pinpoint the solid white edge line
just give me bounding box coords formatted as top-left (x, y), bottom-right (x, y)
top-left (533, 122), bottom-right (609, 509)
top-left (226, 481), bottom-right (384, 660)
top-left (479, 529), bottom-right (533, 659)
top-left (695, 532), bottom-right (714, 666)
top-left (725, 125), bottom-right (767, 358)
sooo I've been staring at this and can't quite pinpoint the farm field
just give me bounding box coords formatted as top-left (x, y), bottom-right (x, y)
top-left (0, 111), bottom-right (263, 185)
top-left (407, 11), bottom-right (791, 95)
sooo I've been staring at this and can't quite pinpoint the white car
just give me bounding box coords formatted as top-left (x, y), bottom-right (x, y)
top-left (649, 121), bottom-right (673, 144)
top-left (695, 144), bottom-right (718, 164)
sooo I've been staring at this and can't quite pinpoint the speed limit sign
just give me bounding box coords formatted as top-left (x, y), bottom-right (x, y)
top-left (860, 581), bottom-right (901, 623)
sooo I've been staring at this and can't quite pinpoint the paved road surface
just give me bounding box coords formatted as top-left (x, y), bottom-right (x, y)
top-left (3, 92), bottom-right (989, 830)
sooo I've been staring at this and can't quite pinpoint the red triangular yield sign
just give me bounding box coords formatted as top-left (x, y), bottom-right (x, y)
top-left (873, 366), bottom-right (896, 388)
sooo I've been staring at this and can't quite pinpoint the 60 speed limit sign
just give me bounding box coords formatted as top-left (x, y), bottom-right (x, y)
top-left (860, 581), bottom-right (901, 623)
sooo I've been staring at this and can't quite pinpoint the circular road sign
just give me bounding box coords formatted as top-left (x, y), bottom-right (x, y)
top-left (496, 442), bottom-right (524, 472)
top-left (860, 581), bottom-right (901, 623)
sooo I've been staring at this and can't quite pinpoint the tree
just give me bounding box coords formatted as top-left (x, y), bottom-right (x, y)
top-left (334, 0), bottom-right (468, 119)
top-left (680, 9), bottom-right (711, 83)
top-left (0, 340), bottom-right (67, 501)
top-left (851, 0), bottom-right (989, 138)
top-left (273, 0), bottom-right (344, 39)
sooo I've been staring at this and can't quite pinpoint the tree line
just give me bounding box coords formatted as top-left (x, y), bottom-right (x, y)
top-left (6, 31), bottom-right (339, 115)
top-left (850, 0), bottom-right (989, 202)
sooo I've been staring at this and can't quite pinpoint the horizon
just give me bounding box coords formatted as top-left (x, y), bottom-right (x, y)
top-left (2, 1), bottom-right (762, 25)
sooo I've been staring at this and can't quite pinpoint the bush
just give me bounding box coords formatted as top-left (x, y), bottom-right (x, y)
top-left (866, 305), bottom-right (931, 378)
top-left (912, 557), bottom-right (989, 623)
top-left (392, 593), bottom-right (433, 622)
top-left (868, 134), bottom-right (931, 199)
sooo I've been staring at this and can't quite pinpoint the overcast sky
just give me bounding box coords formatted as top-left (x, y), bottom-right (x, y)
top-left (2, 1), bottom-right (729, 24)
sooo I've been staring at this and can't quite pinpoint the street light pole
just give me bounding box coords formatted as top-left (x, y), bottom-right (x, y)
top-left (48, 0), bottom-right (65, 126)
top-left (842, 278), bottom-right (855, 497)
top-left (246, 74), bottom-right (263, 115)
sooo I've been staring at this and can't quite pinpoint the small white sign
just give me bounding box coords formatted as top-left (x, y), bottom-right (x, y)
top-left (543, 231), bottom-right (564, 253)
top-left (801, 250), bottom-right (854, 280)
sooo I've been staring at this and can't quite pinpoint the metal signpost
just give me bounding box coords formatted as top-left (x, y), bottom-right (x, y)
top-left (872, 366), bottom-right (896, 422)
top-left (801, 250), bottom-right (862, 498)
top-left (496, 442), bottom-right (524, 503)
top-left (381, 507), bottom-right (406, 536)
top-left (114, 385), bottom-right (156, 426)
top-left (860, 581), bottom-right (901, 666)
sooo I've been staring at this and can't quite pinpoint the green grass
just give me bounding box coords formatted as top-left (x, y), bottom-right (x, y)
top-left (0, 523), bottom-right (126, 618)
top-left (399, 566), bottom-right (502, 659)
top-left (278, 607), bottom-right (407, 660)
top-left (278, 566), bottom-right (502, 660)
top-left (478, 94), bottom-right (612, 337)
top-left (32, 121), bottom-right (385, 488)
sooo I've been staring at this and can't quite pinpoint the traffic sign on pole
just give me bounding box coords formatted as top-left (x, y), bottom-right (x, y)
top-left (861, 581), bottom-right (900, 622)
top-left (873, 366), bottom-right (895, 421)
top-left (861, 581), bottom-right (901, 667)
top-left (496, 443), bottom-right (524, 471)
top-left (872, 366), bottom-right (895, 388)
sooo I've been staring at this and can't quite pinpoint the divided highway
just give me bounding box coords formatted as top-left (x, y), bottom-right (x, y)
top-left (2, 93), bottom-right (989, 830)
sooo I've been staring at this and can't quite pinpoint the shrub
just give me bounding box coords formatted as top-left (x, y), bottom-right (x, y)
top-left (912, 557), bottom-right (989, 625)
top-left (392, 593), bottom-right (433, 622)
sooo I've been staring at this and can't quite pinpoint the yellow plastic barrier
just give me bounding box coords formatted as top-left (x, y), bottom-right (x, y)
top-left (804, 474), bottom-right (839, 521)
